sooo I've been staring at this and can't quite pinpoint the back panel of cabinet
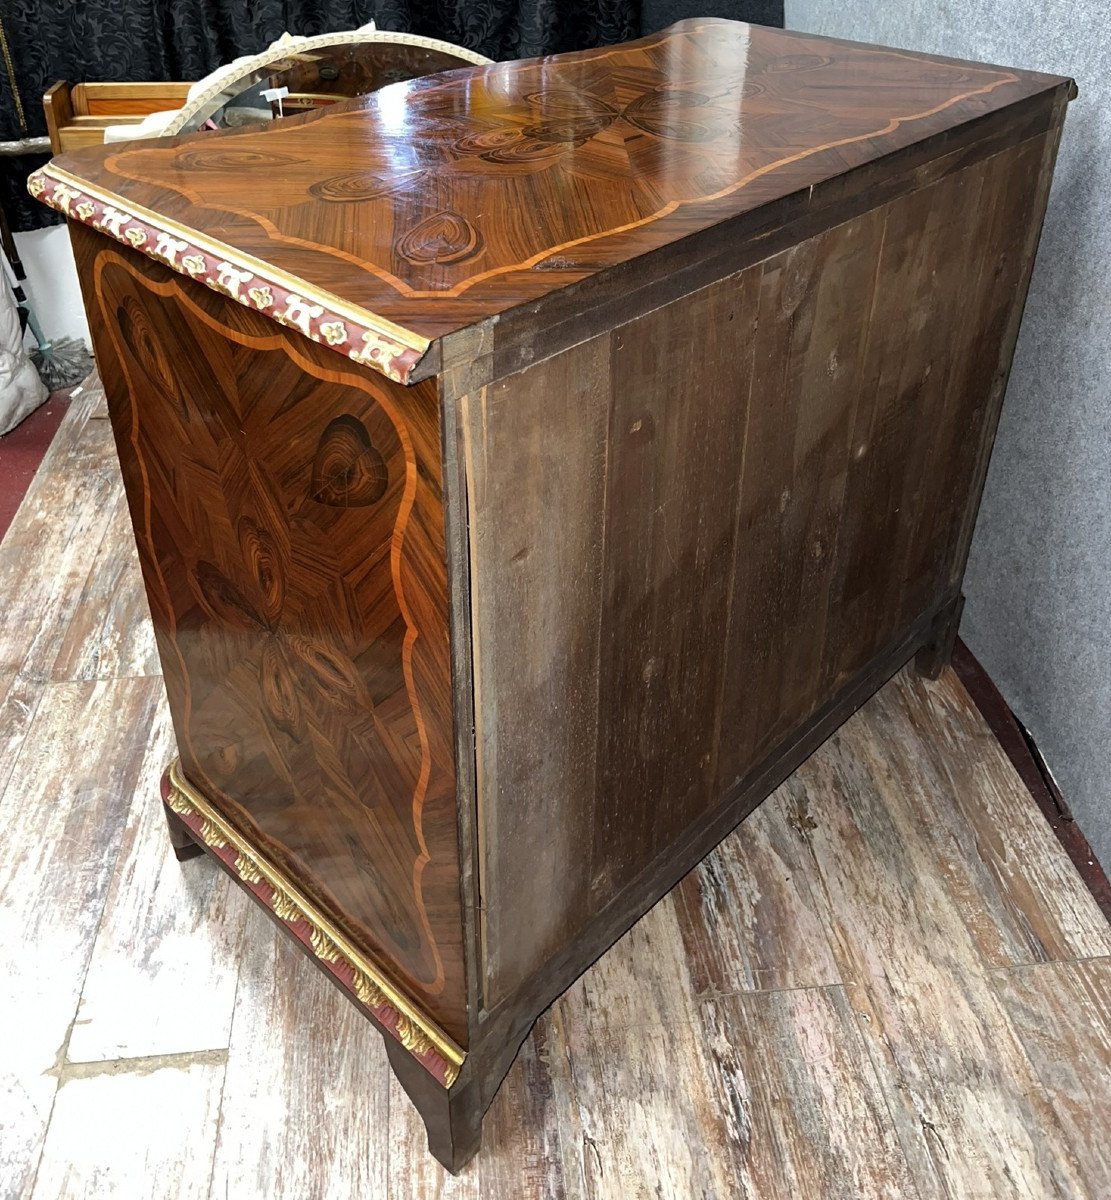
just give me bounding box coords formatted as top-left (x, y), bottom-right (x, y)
top-left (464, 131), bottom-right (1053, 1009)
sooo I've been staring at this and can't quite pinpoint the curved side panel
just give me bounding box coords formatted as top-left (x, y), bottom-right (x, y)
top-left (77, 231), bottom-right (467, 1046)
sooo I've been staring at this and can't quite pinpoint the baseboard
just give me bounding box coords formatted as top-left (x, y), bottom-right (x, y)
top-left (952, 638), bottom-right (1111, 923)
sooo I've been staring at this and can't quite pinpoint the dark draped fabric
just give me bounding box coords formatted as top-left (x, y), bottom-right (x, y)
top-left (1, 0), bottom-right (782, 232)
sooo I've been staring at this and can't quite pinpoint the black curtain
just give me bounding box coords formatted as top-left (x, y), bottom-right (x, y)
top-left (1, 0), bottom-right (783, 232)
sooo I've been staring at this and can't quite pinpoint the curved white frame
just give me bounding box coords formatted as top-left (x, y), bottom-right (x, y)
top-left (160, 29), bottom-right (491, 137)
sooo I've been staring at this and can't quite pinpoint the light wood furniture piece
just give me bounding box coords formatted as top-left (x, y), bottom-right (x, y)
top-left (41, 36), bottom-right (488, 152)
top-left (31, 19), bottom-right (1073, 1172)
top-left (42, 82), bottom-right (192, 151)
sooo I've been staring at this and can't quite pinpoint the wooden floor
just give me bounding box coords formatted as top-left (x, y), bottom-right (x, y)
top-left (1, 381), bottom-right (1109, 1200)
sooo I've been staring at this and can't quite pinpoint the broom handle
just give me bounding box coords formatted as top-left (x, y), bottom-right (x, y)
top-left (0, 240), bottom-right (50, 352)
top-left (0, 203), bottom-right (26, 281)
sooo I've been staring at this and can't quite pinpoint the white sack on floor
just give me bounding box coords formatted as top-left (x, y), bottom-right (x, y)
top-left (0, 271), bottom-right (47, 436)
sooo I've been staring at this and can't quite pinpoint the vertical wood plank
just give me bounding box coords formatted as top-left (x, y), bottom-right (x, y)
top-left (716, 205), bottom-right (885, 787)
top-left (594, 268), bottom-right (756, 882)
top-left (813, 171), bottom-right (978, 689)
top-left (463, 338), bottom-right (613, 1005)
top-left (929, 130), bottom-right (1063, 598)
top-left (892, 138), bottom-right (1049, 630)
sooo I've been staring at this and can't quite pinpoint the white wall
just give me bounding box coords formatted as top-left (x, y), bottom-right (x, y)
top-left (13, 224), bottom-right (89, 346)
top-left (786, 0), bottom-right (1111, 866)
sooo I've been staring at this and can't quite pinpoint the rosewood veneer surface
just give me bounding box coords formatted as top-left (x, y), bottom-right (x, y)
top-left (31, 18), bottom-right (1074, 1171)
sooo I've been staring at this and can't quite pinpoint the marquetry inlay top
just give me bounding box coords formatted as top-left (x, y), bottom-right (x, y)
top-left (34, 19), bottom-right (1068, 371)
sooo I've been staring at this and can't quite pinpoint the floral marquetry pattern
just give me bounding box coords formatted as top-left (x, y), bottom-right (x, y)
top-left (162, 760), bottom-right (463, 1087)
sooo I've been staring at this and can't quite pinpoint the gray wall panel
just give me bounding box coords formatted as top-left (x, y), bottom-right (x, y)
top-left (787, 0), bottom-right (1110, 866)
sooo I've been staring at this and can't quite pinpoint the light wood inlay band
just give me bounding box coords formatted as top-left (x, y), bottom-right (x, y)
top-left (164, 759), bottom-right (464, 1086)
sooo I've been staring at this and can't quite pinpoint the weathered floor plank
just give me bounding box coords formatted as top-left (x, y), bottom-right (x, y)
top-left (875, 671), bottom-right (1111, 966)
top-left (28, 1058), bottom-right (226, 1200)
top-left (993, 957), bottom-right (1111, 1199)
top-left (0, 671), bottom-right (42, 798)
top-left (66, 699), bottom-right (248, 1062)
top-left (0, 467), bottom-right (118, 680)
top-left (41, 379), bottom-right (115, 475)
top-left (779, 719), bottom-right (1093, 1198)
top-left (541, 901), bottom-right (754, 1200)
top-left (209, 920), bottom-right (391, 1200)
top-left (49, 487), bottom-right (160, 682)
top-left (0, 677), bottom-right (163, 1198)
top-left (696, 985), bottom-right (921, 1200)
top-left (674, 798), bottom-right (842, 996)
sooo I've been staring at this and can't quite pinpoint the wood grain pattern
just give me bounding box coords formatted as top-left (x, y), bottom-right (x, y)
top-left (777, 695), bottom-right (1094, 1198)
top-left (0, 678), bottom-right (162, 1197)
top-left (28, 1060), bottom-right (225, 1200)
top-left (0, 465), bottom-right (117, 681)
top-left (0, 672), bottom-right (42, 799)
top-left (210, 923), bottom-right (390, 1200)
top-left (462, 343), bottom-right (612, 1000)
top-left (672, 799), bottom-right (842, 996)
top-left (72, 228), bottom-right (468, 1044)
top-left (547, 922), bottom-right (748, 1200)
top-left (4, 384), bottom-right (1109, 1198)
top-left (695, 987), bottom-right (918, 1199)
top-left (32, 21), bottom-right (1071, 356)
top-left (547, 900), bottom-right (918, 1199)
top-left (993, 958), bottom-right (1111, 1199)
top-left (37, 377), bottom-right (116, 474)
top-left (593, 276), bottom-right (753, 879)
top-left (875, 671), bottom-right (1111, 967)
top-left (467, 131), bottom-right (1056, 1009)
top-left (48, 486), bottom-right (161, 682)
top-left (66, 701), bottom-right (248, 1062)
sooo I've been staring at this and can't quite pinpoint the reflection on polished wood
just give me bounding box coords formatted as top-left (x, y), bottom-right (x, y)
top-left (72, 230), bottom-right (468, 1048)
top-left (164, 757), bottom-right (464, 1085)
top-left (33, 19), bottom-right (1072, 365)
top-left (29, 17), bottom-right (1079, 1174)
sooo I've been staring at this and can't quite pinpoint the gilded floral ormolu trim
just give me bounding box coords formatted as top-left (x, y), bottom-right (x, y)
top-left (28, 164), bottom-right (428, 385)
top-left (162, 759), bottom-right (463, 1088)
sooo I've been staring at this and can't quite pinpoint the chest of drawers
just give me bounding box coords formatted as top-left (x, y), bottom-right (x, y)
top-left (32, 19), bottom-right (1072, 1171)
